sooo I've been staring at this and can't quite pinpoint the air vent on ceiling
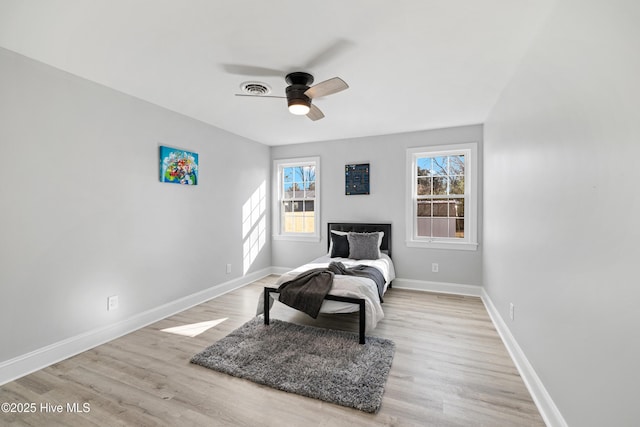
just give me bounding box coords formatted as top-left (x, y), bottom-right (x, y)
top-left (240, 81), bottom-right (271, 96)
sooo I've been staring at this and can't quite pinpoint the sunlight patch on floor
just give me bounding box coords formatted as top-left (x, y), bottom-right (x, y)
top-left (161, 318), bottom-right (228, 337)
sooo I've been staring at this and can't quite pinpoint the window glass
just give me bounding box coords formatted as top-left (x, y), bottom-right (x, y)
top-left (407, 144), bottom-right (477, 250)
top-left (274, 158), bottom-right (319, 239)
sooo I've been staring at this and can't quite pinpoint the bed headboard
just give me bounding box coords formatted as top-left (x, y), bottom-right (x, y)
top-left (327, 222), bottom-right (392, 258)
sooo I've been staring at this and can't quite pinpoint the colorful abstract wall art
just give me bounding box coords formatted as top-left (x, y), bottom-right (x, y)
top-left (159, 146), bottom-right (199, 185)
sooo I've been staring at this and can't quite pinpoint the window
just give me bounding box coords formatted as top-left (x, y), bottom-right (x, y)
top-left (406, 143), bottom-right (478, 250)
top-left (273, 157), bottom-right (320, 241)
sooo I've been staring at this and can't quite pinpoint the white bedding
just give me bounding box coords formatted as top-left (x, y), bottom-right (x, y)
top-left (256, 253), bottom-right (396, 331)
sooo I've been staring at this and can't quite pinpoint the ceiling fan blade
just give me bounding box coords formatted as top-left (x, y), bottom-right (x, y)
top-left (306, 104), bottom-right (325, 121)
top-left (303, 39), bottom-right (354, 69)
top-left (222, 64), bottom-right (284, 77)
top-left (304, 77), bottom-right (349, 99)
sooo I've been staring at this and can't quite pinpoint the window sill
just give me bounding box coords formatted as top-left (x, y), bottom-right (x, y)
top-left (406, 240), bottom-right (478, 251)
top-left (273, 234), bottom-right (321, 243)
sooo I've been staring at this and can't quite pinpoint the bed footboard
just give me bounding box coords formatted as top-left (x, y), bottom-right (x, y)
top-left (263, 287), bottom-right (366, 344)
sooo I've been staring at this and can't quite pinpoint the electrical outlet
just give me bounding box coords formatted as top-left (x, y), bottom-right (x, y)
top-left (226, 263), bottom-right (232, 274)
top-left (107, 295), bottom-right (119, 311)
top-left (509, 303), bottom-right (515, 321)
top-left (432, 263), bottom-right (439, 273)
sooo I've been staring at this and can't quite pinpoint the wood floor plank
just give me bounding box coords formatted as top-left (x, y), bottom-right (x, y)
top-left (0, 275), bottom-right (544, 426)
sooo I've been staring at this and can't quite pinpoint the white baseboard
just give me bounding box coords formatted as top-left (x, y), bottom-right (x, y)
top-left (0, 267), bottom-right (276, 386)
top-left (270, 266), bottom-right (292, 275)
top-left (391, 277), bottom-right (483, 297)
top-left (481, 289), bottom-right (567, 427)
top-left (272, 272), bottom-right (484, 298)
top-left (390, 277), bottom-right (566, 427)
top-left (0, 268), bottom-right (567, 427)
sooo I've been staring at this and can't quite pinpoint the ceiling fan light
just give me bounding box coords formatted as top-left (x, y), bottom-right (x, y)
top-left (289, 104), bottom-right (310, 115)
top-left (288, 99), bottom-right (310, 115)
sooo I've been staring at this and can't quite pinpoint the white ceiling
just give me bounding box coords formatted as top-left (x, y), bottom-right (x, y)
top-left (0, 0), bottom-right (555, 146)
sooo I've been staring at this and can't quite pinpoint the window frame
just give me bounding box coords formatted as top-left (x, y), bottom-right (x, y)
top-left (272, 156), bottom-right (321, 242)
top-left (406, 143), bottom-right (478, 251)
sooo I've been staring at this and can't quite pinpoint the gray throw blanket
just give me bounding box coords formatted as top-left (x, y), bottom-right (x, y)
top-left (277, 262), bottom-right (386, 319)
top-left (277, 268), bottom-right (335, 319)
top-left (329, 262), bottom-right (386, 303)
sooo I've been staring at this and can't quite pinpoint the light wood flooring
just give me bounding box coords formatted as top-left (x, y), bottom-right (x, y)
top-left (0, 275), bottom-right (544, 426)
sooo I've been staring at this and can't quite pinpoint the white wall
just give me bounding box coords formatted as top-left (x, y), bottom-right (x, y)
top-left (483, 0), bottom-right (640, 425)
top-left (0, 48), bottom-right (271, 364)
top-left (271, 125), bottom-right (483, 287)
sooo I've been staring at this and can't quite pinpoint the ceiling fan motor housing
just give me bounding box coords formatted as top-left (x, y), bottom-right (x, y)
top-left (285, 72), bottom-right (314, 112)
top-left (285, 72), bottom-right (314, 86)
top-left (286, 85), bottom-right (311, 108)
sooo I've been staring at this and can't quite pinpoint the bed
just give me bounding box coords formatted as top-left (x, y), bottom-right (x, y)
top-left (258, 222), bottom-right (395, 344)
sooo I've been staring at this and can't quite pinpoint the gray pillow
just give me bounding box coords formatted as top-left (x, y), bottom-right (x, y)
top-left (347, 232), bottom-right (381, 260)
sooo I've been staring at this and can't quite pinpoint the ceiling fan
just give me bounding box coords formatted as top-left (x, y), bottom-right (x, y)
top-left (235, 72), bottom-right (349, 121)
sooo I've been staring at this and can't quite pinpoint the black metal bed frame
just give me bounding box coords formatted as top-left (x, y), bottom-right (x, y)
top-left (263, 287), bottom-right (367, 344)
top-left (262, 222), bottom-right (392, 345)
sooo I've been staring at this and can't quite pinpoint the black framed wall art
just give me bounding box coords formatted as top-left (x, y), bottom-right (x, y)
top-left (345, 163), bottom-right (370, 195)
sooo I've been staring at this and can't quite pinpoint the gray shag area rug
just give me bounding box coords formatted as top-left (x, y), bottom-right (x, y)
top-left (190, 316), bottom-right (395, 413)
